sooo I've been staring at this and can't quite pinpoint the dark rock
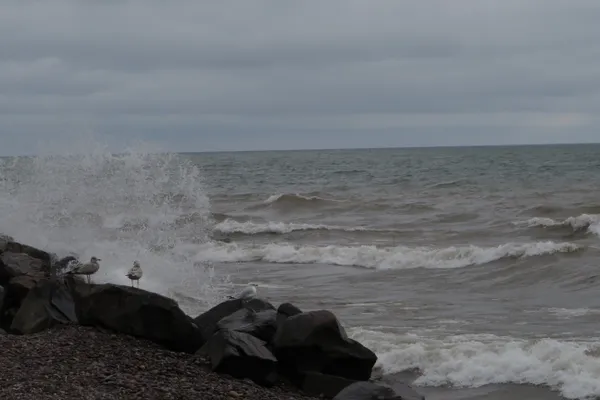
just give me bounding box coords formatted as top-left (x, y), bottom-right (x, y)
top-left (194, 299), bottom-right (244, 343)
top-left (63, 274), bottom-right (88, 292)
top-left (333, 381), bottom-right (425, 400)
top-left (194, 297), bottom-right (275, 345)
top-left (217, 308), bottom-right (277, 342)
top-left (0, 252), bottom-right (46, 284)
top-left (10, 279), bottom-right (78, 334)
top-left (276, 302), bottom-right (303, 330)
top-left (50, 280), bottom-right (78, 322)
top-left (278, 302), bottom-right (303, 318)
top-left (1, 275), bottom-right (39, 328)
top-left (2, 242), bottom-right (51, 267)
top-left (0, 328), bottom-right (5, 334)
top-left (201, 329), bottom-right (278, 387)
top-left (0, 285), bottom-right (4, 314)
top-left (273, 310), bottom-right (377, 381)
top-left (245, 298), bottom-right (276, 312)
top-left (74, 283), bottom-right (202, 353)
top-left (6, 275), bottom-right (38, 304)
top-left (11, 291), bottom-right (53, 334)
top-left (299, 371), bottom-right (357, 399)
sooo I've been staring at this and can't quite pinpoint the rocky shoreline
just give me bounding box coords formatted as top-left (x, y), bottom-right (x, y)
top-left (0, 235), bottom-right (425, 400)
top-left (0, 325), bottom-right (318, 400)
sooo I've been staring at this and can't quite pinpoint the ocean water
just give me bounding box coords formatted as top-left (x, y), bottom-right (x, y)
top-left (1, 141), bottom-right (600, 399)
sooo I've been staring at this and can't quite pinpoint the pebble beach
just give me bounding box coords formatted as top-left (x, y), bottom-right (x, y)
top-left (0, 325), bottom-right (318, 400)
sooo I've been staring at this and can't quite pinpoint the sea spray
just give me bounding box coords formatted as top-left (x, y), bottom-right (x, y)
top-left (0, 134), bottom-right (229, 313)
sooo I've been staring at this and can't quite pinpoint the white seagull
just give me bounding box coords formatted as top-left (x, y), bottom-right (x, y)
top-left (228, 283), bottom-right (258, 300)
top-left (126, 260), bottom-right (143, 288)
top-left (69, 257), bottom-right (101, 284)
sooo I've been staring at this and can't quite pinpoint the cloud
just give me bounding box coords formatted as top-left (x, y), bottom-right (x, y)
top-left (1, 0), bottom-right (599, 154)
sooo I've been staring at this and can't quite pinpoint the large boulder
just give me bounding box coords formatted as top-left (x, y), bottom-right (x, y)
top-left (6, 275), bottom-right (37, 301)
top-left (276, 302), bottom-right (302, 330)
top-left (74, 283), bottom-right (202, 353)
top-left (193, 298), bottom-right (275, 345)
top-left (333, 382), bottom-right (425, 400)
top-left (0, 249), bottom-right (53, 329)
top-left (217, 308), bottom-right (277, 343)
top-left (0, 252), bottom-right (46, 284)
top-left (277, 302), bottom-right (302, 318)
top-left (2, 241), bottom-right (51, 267)
top-left (0, 275), bottom-right (39, 329)
top-left (273, 310), bottom-right (377, 381)
top-left (201, 329), bottom-right (278, 387)
top-left (10, 279), bottom-right (78, 334)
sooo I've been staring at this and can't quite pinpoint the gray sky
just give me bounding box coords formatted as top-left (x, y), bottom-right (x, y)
top-left (1, 0), bottom-right (599, 155)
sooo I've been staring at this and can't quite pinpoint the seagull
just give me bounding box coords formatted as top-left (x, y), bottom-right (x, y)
top-left (68, 257), bottom-right (101, 284)
top-left (126, 260), bottom-right (143, 288)
top-left (227, 283), bottom-right (258, 300)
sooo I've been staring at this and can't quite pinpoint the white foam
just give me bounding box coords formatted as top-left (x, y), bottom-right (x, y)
top-left (0, 134), bottom-right (229, 313)
top-left (213, 219), bottom-right (371, 235)
top-left (547, 308), bottom-right (595, 318)
top-left (194, 240), bottom-right (581, 270)
top-left (517, 214), bottom-right (600, 236)
top-left (350, 328), bottom-right (600, 399)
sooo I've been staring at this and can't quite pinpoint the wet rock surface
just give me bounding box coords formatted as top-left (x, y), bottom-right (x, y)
top-left (202, 329), bottom-right (278, 387)
top-left (273, 310), bottom-right (378, 381)
top-left (74, 283), bottom-right (203, 354)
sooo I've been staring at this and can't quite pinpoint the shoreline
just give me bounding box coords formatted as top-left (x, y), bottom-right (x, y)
top-left (0, 235), bottom-right (424, 399)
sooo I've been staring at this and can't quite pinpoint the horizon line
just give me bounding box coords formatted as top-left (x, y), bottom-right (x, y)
top-left (183, 141), bottom-right (600, 155)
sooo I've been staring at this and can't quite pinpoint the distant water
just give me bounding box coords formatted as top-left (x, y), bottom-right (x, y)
top-left (2, 142), bottom-right (600, 399)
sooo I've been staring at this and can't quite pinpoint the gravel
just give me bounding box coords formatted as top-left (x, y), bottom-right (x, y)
top-left (0, 325), bottom-right (318, 400)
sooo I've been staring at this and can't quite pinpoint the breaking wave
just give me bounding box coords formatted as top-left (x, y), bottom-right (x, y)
top-left (0, 134), bottom-right (229, 312)
top-left (350, 328), bottom-right (600, 400)
top-left (213, 219), bottom-right (386, 235)
top-left (516, 214), bottom-right (600, 236)
top-left (194, 240), bottom-right (582, 270)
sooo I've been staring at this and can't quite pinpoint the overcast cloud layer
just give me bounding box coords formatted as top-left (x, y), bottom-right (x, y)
top-left (1, 0), bottom-right (599, 155)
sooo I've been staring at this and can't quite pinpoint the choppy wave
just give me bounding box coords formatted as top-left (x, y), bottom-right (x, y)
top-left (428, 179), bottom-right (474, 189)
top-left (213, 219), bottom-right (384, 235)
top-left (350, 328), bottom-right (600, 400)
top-left (194, 240), bottom-right (581, 270)
top-left (250, 193), bottom-right (346, 211)
top-left (516, 214), bottom-right (600, 236)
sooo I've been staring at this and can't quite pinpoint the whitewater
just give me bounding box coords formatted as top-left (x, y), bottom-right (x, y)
top-left (2, 141), bottom-right (600, 399)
